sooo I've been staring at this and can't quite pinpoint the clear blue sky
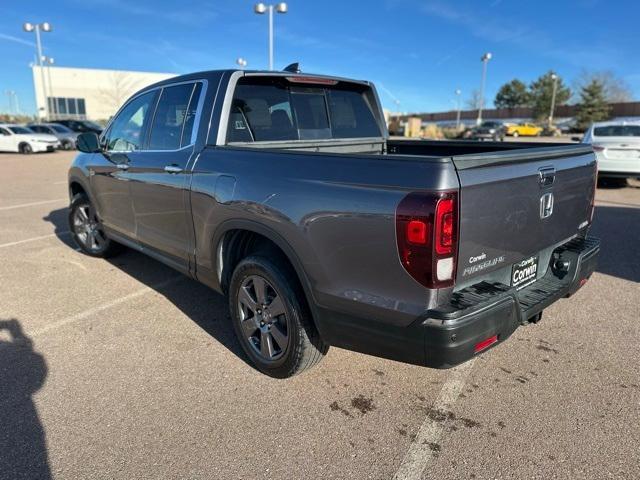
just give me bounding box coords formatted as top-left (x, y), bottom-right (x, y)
top-left (1, 0), bottom-right (639, 115)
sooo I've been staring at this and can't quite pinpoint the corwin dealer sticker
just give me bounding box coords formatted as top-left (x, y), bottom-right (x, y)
top-left (511, 255), bottom-right (538, 290)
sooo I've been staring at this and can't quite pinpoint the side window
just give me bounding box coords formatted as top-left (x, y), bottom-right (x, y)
top-left (148, 83), bottom-right (196, 150)
top-left (181, 83), bottom-right (202, 147)
top-left (0, 127), bottom-right (9, 135)
top-left (106, 91), bottom-right (156, 152)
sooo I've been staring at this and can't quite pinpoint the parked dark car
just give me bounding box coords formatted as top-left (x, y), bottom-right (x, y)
top-left (55, 119), bottom-right (103, 135)
top-left (68, 69), bottom-right (600, 378)
top-left (467, 121), bottom-right (506, 141)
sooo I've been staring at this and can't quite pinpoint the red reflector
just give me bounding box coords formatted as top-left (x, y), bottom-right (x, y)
top-left (474, 335), bottom-right (498, 354)
top-left (286, 76), bottom-right (338, 85)
top-left (407, 220), bottom-right (428, 245)
top-left (579, 278), bottom-right (589, 287)
top-left (435, 198), bottom-right (454, 255)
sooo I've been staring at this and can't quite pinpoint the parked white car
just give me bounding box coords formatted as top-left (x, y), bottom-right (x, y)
top-left (0, 124), bottom-right (60, 154)
top-left (583, 121), bottom-right (640, 182)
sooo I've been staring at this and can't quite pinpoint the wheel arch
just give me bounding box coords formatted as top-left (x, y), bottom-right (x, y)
top-left (211, 220), bottom-right (318, 319)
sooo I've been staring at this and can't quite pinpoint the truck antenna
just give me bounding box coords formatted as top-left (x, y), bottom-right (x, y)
top-left (283, 62), bottom-right (301, 73)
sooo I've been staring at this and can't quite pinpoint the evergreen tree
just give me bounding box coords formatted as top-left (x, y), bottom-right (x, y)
top-left (495, 79), bottom-right (530, 109)
top-left (575, 80), bottom-right (611, 130)
top-left (529, 71), bottom-right (571, 121)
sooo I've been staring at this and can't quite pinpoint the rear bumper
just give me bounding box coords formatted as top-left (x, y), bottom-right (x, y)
top-left (422, 236), bottom-right (600, 367)
top-left (315, 236), bottom-right (600, 369)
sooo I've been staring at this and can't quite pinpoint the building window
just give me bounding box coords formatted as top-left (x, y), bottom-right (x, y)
top-left (47, 97), bottom-right (87, 119)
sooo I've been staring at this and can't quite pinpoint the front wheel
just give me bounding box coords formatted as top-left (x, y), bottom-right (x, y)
top-left (20, 143), bottom-right (33, 154)
top-left (512, 131), bottom-right (519, 138)
top-left (68, 193), bottom-right (121, 257)
top-left (229, 256), bottom-right (328, 378)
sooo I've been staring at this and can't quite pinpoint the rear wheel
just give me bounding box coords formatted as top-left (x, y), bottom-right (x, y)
top-left (68, 193), bottom-right (121, 257)
top-left (512, 131), bottom-right (519, 138)
top-left (229, 256), bottom-right (328, 378)
top-left (19, 143), bottom-right (33, 154)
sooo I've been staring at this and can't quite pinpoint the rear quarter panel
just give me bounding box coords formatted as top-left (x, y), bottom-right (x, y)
top-left (190, 147), bottom-right (459, 327)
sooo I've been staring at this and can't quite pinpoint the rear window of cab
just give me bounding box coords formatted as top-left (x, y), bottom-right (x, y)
top-left (227, 76), bottom-right (382, 143)
top-left (593, 125), bottom-right (640, 137)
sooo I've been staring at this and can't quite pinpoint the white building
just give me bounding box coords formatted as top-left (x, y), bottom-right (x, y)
top-left (31, 65), bottom-right (175, 121)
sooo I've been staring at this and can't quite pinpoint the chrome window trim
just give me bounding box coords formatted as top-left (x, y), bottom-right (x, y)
top-left (214, 71), bottom-right (387, 146)
top-left (214, 71), bottom-right (244, 146)
top-left (102, 79), bottom-right (208, 154)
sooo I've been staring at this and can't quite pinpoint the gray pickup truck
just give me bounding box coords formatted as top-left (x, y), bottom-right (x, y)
top-left (69, 68), bottom-right (600, 378)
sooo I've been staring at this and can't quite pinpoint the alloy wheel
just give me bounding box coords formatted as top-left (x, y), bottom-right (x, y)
top-left (237, 275), bottom-right (289, 361)
top-left (72, 204), bottom-right (107, 252)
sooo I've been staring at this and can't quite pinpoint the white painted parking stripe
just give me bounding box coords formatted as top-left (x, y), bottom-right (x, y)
top-left (30, 276), bottom-right (182, 338)
top-left (393, 359), bottom-right (476, 480)
top-left (0, 198), bottom-right (66, 211)
top-left (0, 231), bottom-right (71, 249)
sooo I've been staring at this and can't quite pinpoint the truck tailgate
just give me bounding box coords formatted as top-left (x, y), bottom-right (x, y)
top-left (452, 145), bottom-right (596, 287)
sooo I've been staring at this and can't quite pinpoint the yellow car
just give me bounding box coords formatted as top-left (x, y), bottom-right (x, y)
top-left (506, 123), bottom-right (543, 137)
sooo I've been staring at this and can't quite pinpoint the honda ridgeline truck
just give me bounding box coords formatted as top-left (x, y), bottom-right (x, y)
top-left (68, 68), bottom-right (600, 378)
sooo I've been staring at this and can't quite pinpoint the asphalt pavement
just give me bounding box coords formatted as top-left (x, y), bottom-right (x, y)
top-left (0, 150), bottom-right (638, 480)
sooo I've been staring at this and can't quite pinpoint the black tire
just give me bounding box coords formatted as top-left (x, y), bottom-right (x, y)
top-left (68, 193), bottom-right (122, 258)
top-left (62, 140), bottom-right (73, 150)
top-left (19, 143), bottom-right (33, 154)
top-left (229, 255), bottom-right (328, 378)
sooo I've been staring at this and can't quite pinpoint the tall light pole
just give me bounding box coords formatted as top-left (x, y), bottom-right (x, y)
top-left (477, 52), bottom-right (492, 125)
top-left (548, 73), bottom-right (558, 128)
top-left (23, 21), bottom-right (52, 119)
top-left (254, 3), bottom-right (288, 70)
top-left (4, 90), bottom-right (19, 114)
top-left (455, 88), bottom-right (462, 130)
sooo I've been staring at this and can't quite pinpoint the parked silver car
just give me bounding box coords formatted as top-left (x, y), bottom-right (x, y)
top-left (27, 123), bottom-right (79, 150)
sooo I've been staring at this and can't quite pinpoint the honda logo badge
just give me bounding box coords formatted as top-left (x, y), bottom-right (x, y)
top-left (540, 192), bottom-right (554, 219)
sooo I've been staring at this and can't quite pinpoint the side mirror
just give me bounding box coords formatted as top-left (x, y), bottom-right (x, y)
top-left (76, 132), bottom-right (101, 153)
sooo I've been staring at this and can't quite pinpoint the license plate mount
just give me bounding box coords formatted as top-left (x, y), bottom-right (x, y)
top-left (511, 255), bottom-right (539, 290)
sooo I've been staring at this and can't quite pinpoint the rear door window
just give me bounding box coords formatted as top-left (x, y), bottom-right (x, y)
top-left (148, 83), bottom-right (198, 150)
top-left (226, 77), bottom-right (381, 143)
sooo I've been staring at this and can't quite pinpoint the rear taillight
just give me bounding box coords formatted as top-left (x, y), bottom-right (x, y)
top-left (396, 191), bottom-right (458, 289)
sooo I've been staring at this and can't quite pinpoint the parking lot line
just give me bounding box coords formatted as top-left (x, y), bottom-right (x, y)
top-left (29, 276), bottom-right (183, 338)
top-left (0, 198), bottom-right (67, 211)
top-left (393, 359), bottom-right (476, 480)
top-left (0, 231), bottom-right (71, 249)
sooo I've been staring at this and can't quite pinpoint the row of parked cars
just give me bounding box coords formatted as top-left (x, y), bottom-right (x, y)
top-left (0, 120), bottom-right (103, 154)
top-left (463, 121), bottom-right (545, 141)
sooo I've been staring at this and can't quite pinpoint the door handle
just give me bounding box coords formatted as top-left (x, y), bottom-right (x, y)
top-left (116, 163), bottom-right (129, 170)
top-left (164, 165), bottom-right (183, 174)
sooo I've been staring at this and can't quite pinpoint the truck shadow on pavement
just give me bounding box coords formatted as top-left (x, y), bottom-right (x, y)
top-left (0, 319), bottom-right (51, 480)
top-left (44, 208), bottom-right (252, 368)
top-left (591, 205), bottom-right (640, 283)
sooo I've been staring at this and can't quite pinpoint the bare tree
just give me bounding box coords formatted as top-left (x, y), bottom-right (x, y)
top-left (572, 70), bottom-right (633, 103)
top-left (98, 72), bottom-right (143, 111)
top-left (465, 89), bottom-right (485, 110)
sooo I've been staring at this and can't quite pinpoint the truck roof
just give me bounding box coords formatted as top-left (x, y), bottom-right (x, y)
top-left (144, 69), bottom-right (372, 92)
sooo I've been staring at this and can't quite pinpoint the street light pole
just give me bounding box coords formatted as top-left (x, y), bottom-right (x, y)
top-left (23, 21), bottom-right (52, 119)
top-left (254, 3), bottom-right (288, 70)
top-left (548, 73), bottom-right (558, 128)
top-left (477, 52), bottom-right (492, 125)
top-left (455, 88), bottom-right (462, 130)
